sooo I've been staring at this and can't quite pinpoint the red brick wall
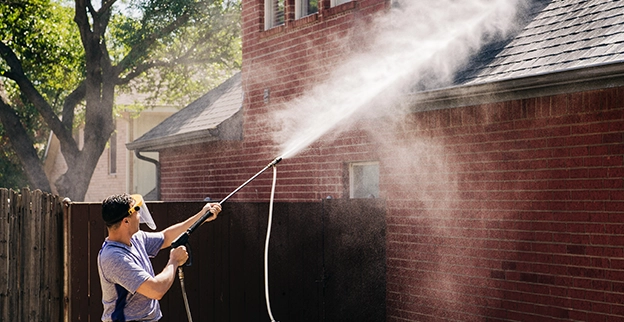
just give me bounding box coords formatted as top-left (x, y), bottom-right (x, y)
top-left (159, 0), bottom-right (624, 320)
top-left (382, 88), bottom-right (624, 321)
top-left (241, 0), bottom-right (389, 156)
top-left (161, 86), bottom-right (624, 321)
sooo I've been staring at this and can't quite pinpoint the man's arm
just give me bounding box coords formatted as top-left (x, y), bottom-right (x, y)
top-left (136, 246), bottom-right (188, 300)
top-left (160, 203), bottom-right (221, 249)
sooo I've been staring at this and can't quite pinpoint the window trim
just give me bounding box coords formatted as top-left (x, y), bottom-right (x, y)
top-left (295, 0), bottom-right (319, 20)
top-left (348, 161), bottom-right (380, 199)
top-left (109, 131), bottom-right (117, 175)
top-left (330, 0), bottom-right (352, 7)
top-left (264, 0), bottom-right (285, 30)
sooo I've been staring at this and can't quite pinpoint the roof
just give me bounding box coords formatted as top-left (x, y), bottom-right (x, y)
top-left (411, 0), bottom-right (624, 109)
top-left (126, 72), bottom-right (242, 151)
top-left (459, 0), bottom-right (624, 85)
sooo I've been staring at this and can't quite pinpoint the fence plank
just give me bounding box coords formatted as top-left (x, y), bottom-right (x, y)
top-left (43, 192), bottom-right (63, 321)
top-left (0, 189), bottom-right (9, 322)
top-left (89, 203), bottom-right (107, 320)
top-left (23, 188), bottom-right (37, 321)
top-left (8, 189), bottom-right (21, 321)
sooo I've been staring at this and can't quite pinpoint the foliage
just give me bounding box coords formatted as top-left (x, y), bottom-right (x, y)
top-left (0, 0), bottom-right (84, 110)
top-left (117, 0), bottom-right (242, 107)
top-left (0, 0), bottom-right (241, 200)
top-left (0, 136), bottom-right (28, 189)
top-left (0, 0), bottom-right (83, 190)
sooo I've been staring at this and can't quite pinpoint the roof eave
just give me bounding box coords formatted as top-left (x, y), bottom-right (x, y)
top-left (126, 129), bottom-right (219, 152)
top-left (408, 62), bottom-right (624, 111)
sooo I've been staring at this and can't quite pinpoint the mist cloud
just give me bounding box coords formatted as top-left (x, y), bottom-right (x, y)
top-left (273, 0), bottom-right (529, 159)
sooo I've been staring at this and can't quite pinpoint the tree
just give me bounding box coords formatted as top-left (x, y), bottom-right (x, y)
top-left (0, 0), bottom-right (241, 200)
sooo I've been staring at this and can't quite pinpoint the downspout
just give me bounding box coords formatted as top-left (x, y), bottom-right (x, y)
top-left (134, 150), bottom-right (161, 200)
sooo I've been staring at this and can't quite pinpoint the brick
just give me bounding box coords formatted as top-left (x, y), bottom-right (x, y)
top-left (156, 2), bottom-right (624, 321)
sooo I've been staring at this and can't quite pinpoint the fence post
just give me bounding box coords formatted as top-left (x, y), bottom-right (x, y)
top-left (62, 197), bottom-right (71, 322)
top-left (0, 189), bottom-right (10, 322)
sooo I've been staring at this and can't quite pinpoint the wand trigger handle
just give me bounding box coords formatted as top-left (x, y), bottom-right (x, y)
top-left (172, 231), bottom-right (193, 266)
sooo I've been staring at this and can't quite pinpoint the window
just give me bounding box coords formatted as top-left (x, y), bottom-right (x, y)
top-left (296, 0), bottom-right (318, 19)
top-left (331, 0), bottom-right (352, 7)
top-left (109, 132), bottom-right (117, 175)
top-left (349, 162), bottom-right (379, 198)
top-left (265, 0), bottom-right (285, 30)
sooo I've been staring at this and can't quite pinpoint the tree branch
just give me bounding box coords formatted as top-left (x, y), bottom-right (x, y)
top-left (114, 12), bottom-right (191, 76)
top-left (74, 0), bottom-right (94, 58)
top-left (62, 81), bottom-right (86, 129)
top-left (99, 0), bottom-right (117, 17)
top-left (0, 41), bottom-right (78, 154)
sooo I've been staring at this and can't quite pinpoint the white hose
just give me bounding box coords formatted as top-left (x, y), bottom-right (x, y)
top-left (264, 165), bottom-right (278, 322)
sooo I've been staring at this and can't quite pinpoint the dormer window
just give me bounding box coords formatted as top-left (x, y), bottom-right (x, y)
top-left (265, 0), bottom-right (285, 30)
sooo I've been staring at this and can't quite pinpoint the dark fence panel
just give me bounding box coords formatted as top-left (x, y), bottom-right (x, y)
top-left (69, 199), bottom-right (386, 322)
top-left (0, 188), bottom-right (64, 322)
top-left (323, 199), bottom-right (387, 321)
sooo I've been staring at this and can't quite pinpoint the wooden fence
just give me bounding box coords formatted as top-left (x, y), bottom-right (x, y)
top-left (0, 188), bottom-right (65, 321)
top-left (0, 192), bottom-right (386, 321)
top-left (68, 199), bottom-right (386, 322)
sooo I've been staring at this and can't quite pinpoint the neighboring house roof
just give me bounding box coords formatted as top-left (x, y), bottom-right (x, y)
top-left (414, 0), bottom-right (624, 108)
top-left (126, 72), bottom-right (242, 151)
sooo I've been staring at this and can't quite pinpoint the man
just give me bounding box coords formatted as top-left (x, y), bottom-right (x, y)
top-left (97, 193), bottom-right (221, 322)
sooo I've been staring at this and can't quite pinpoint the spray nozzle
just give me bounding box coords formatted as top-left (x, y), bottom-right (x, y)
top-left (268, 156), bottom-right (282, 167)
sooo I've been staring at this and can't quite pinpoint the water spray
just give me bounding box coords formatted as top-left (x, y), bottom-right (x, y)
top-left (171, 156), bottom-right (283, 322)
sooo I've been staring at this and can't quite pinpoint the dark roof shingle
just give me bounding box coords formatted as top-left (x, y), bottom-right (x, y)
top-left (460, 0), bottom-right (624, 85)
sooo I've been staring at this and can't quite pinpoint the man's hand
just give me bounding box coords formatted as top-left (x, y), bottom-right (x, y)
top-left (203, 203), bottom-right (222, 221)
top-left (137, 245), bottom-right (189, 300)
top-left (170, 245), bottom-right (189, 267)
top-left (161, 203), bottom-right (223, 250)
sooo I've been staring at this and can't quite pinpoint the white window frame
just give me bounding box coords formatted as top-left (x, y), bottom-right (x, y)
top-left (295, 0), bottom-right (319, 19)
top-left (265, 0), bottom-right (285, 30)
top-left (349, 161), bottom-right (380, 199)
top-left (108, 131), bottom-right (117, 175)
top-left (331, 0), bottom-right (352, 7)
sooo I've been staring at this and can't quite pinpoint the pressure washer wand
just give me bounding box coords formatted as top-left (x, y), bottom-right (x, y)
top-left (172, 157), bottom-right (283, 322)
top-left (171, 156), bottom-right (283, 255)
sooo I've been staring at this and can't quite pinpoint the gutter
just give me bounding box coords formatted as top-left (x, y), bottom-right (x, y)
top-left (126, 128), bottom-right (219, 152)
top-left (407, 61), bottom-right (624, 111)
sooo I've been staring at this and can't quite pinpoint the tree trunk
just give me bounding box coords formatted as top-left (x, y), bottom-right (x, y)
top-left (0, 90), bottom-right (51, 192)
top-left (54, 158), bottom-right (96, 201)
